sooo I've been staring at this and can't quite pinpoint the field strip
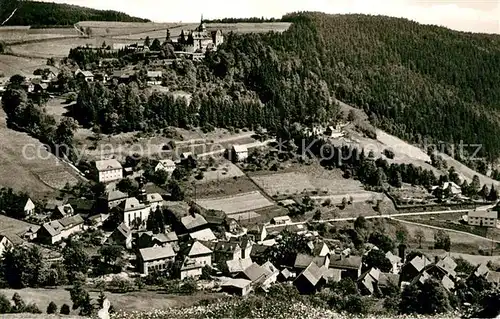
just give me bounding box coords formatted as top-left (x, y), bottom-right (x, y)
top-left (196, 191), bottom-right (274, 215)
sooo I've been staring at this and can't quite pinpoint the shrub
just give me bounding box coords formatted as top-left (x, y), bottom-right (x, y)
top-left (0, 293), bottom-right (11, 313)
top-left (47, 301), bottom-right (58, 314)
top-left (24, 303), bottom-right (42, 314)
top-left (60, 304), bottom-right (71, 315)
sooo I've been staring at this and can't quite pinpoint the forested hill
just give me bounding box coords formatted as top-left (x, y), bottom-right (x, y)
top-left (282, 13), bottom-right (500, 160)
top-left (0, 0), bottom-right (149, 26)
top-left (208, 12), bottom-right (500, 161)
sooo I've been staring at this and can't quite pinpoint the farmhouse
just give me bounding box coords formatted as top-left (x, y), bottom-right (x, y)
top-left (75, 69), bottom-right (94, 82)
top-left (214, 241), bottom-right (242, 262)
top-left (23, 198), bottom-right (35, 216)
top-left (155, 159), bottom-right (176, 175)
top-left (231, 144), bottom-right (248, 162)
top-left (294, 254), bottom-right (330, 271)
top-left (95, 159), bottom-right (123, 183)
top-left (226, 258), bottom-right (253, 276)
top-left (138, 244), bottom-right (176, 276)
top-left (400, 255), bottom-right (431, 283)
top-left (189, 228), bottom-right (217, 241)
top-left (468, 209), bottom-right (498, 227)
top-left (137, 231), bottom-right (178, 249)
top-left (270, 215), bottom-right (292, 225)
top-left (38, 215), bottom-right (84, 244)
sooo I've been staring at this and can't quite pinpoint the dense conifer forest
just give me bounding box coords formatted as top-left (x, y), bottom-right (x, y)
top-left (0, 0), bottom-right (148, 26)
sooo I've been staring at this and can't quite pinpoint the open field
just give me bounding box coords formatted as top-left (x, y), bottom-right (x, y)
top-left (196, 161), bottom-right (245, 183)
top-left (377, 130), bottom-right (430, 162)
top-left (250, 165), bottom-right (364, 198)
top-left (439, 152), bottom-right (500, 186)
top-left (0, 108), bottom-right (80, 199)
top-left (9, 37), bottom-right (134, 58)
top-left (311, 191), bottom-right (385, 205)
top-left (189, 176), bottom-right (259, 199)
top-left (0, 27), bottom-right (78, 43)
top-left (0, 54), bottom-right (57, 77)
top-left (0, 288), bottom-right (224, 314)
top-left (196, 190), bottom-right (274, 215)
top-left (0, 214), bottom-right (36, 235)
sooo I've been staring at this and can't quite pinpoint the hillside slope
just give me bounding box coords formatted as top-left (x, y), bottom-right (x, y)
top-left (207, 12), bottom-right (500, 165)
top-left (0, 0), bottom-right (149, 26)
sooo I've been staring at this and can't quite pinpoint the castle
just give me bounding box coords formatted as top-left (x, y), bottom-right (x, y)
top-left (177, 16), bottom-right (224, 53)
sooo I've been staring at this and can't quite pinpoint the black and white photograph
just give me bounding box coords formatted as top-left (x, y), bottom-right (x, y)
top-left (0, 0), bottom-right (499, 318)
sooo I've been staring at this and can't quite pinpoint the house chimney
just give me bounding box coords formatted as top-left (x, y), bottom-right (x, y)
top-left (398, 244), bottom-right (407, 263)
top-left (434, 256), bottom-right (439, 264)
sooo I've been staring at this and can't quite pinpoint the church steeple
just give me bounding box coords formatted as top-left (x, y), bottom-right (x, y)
top-left (197, 14), bottom-right (206, 32)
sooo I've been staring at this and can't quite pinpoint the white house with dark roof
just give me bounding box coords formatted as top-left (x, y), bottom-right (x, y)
top-left (106, 190), bottom-right (128, 209)
top-left (95, 159), bottom-right (123, 183)
top-left (121, 197), bottom-right (150, 229)
top-left (0, 233), bottom-right (23, 257)
top-left (75, 69), bottom-right (94, 82)
top-left (138, 244), bottom-right (176, 275)
top-left (294, 262), bottom-right (327, 294)
top-left (106, 222), bottom-right (132, 249)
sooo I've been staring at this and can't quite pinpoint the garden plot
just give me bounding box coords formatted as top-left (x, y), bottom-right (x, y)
top-left (196, 191), bottom-right (274, 215)
top-left (197, 162), bottom-right (245, 183)
top-left (311, 191), bottom-right (385, 205)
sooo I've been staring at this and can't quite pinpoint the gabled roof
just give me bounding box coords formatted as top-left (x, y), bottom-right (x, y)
top-left (187, 241), bottom-right (212, 257)
top-left (312, 242), bottom-right (330, 257)
top-left (407, 255), bottom-right (431, 272)
top-left (329, 255), bottom-right (362, 270)
top-left (155, 231), bottom-right (178, 243)
top-left (139, 244), bottom-right (176, 262)
top-left (241, 263), bottom-right (272, 283)
top-left (0, 233), bottom-right (23, 245)
top-left (107, 190), bottom-right (128, 202)
top-left (226, 258), bottom-right (253, 274)
top-left (95, 159), bottom-right (122, 171)
top-left (115, 222), bottom-right (131, 238)
top-left (378, 272), bottom-right (400, 288)
top-left (474, 263), bottom-right (490, 277)
top-left (250, 244), bottom-right (268, 257)
top-left (441, 275), bottom-right (455, 291)
top-left (181, 256), bottom-right (204, 271)
top-left (58, 214), bottom-right (84, 228)
top-left (158, 159), bottom-right (175, 167)
top-left (220, 277), bottom-right (252, 289)
top-left (232, 144), bottom-right (248, 153)
top-left (262, 261), bottom-right (279, 274)
top-left (296, 262), bottom-right (324, 287)
top-left (24, 198), bottom-right (35, 211)
top-left (189, 228), bottom-right (217, 241)
top-left (322, 268), bottom-right (342, 282)
top-left (294, 254), bottom-right (328, 269)
top-left (181, 213), bottom-right (208, 230)
top-left (42, 220), bottom-right (63, 237)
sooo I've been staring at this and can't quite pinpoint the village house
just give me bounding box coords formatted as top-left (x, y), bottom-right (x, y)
top-left (68, 198), bottom-right (95, 216)
top-left (270, 215), bottom-right (292, 225)
top-left (220, 277), bottom-right (252, 296)
top-left (294, 253), bottom-right (330, 271)
top-left (329, 254), bottom-right (363, 280)
top-left (234, 236), bottom-right (253, 259)
top-left (37, 215), bottom-right (85, 244)
top-left (385, 251), bottom-right (403, 274)
top-left (51, 204), bottom-right (74, 220)
top-left (178, 241), bottom-right (213, 280)
top-left (137, 231), bottom-right (178, 249)
top-left (138, 244), bottom-right (176, 276)
top-left (146, 70), bottom-right (163, 85)
top-left (237, 262), bottom-right (278, 290)
top-left (226, 258), bottom-right (253, 276)
top-left (324, 124), bottom-right (345, 138)
top-left (214, 241), bottom-right (242, 263)
top-left (23, 198), bottom-right (36, 216)
top-left (154, 159), bottom-right (176, 175)
top-left (0, 233), bottom-right (23, 257)
top-left (469, 263), bottom-right (500, 285)
top-left (106, 223), bottom-right (132, 249)
top-left (400, 255), bottom-right (431, 283)
top-left (21, 80), bottom-right (35, 93)
top-left (294, 262), bottom-right (327, 294)
top-left (93, 72), bottom-right (109, 83)
top-left (309, 241), bottom-right (331, 257)
top-left (431, 181), bottom-right (462, 198)
top-left (95, 159), bottom-right (123, 183)
top-left (180, 213), bottom-right (209, 233)
top-left (249, 244), bottom-right (269, 265)
top-left (468, 209), bottom-right (498, 227)
top-left (358, 268), bottom-right (381, 295)
top-left (75, 69), bottom-right (94, 82)
top-left (230, 144), bottom-right (248, 162)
